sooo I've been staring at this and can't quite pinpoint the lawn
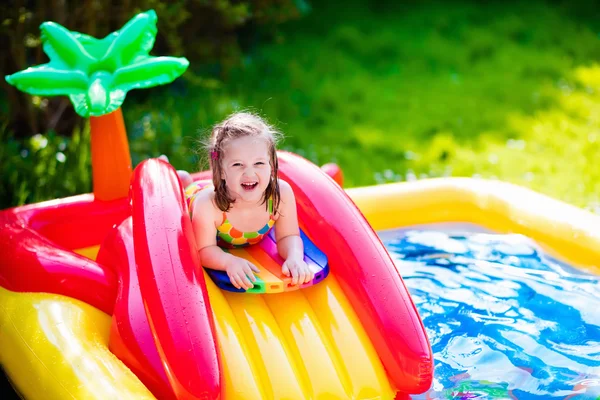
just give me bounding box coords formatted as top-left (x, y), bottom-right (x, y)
top-left (3, 0), bottom-right (600, 212)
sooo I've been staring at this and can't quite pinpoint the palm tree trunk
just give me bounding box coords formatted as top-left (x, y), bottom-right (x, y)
top-left (89, 108), bottom-right (132, 201)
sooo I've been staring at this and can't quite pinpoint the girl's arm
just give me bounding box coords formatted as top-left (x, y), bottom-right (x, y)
top-left (276, 180), bottom-right (314, 284)
top-left (191, 191), bottom-right (258, 289)
top-left (275, 180), bottom-right (302, 258)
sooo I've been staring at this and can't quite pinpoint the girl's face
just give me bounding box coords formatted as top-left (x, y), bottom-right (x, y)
top-left (221, 135), bottom-right (272, 205)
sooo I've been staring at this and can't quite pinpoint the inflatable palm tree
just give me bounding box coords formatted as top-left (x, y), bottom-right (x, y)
top-left (6, 10), bottom-right (189, 201)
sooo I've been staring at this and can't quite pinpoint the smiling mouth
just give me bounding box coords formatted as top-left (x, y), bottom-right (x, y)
top-left (241, 182), bottom-right (258, 191)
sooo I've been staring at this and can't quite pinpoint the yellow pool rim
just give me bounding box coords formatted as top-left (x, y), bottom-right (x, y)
top-left (346, 177), bottom-right (600, 274)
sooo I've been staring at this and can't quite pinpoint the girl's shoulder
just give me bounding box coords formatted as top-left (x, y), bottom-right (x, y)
top-left (273, 178), bottom-right (295, 220)
top-left (189, 184), bottom-right (221, 224)
top-left (277, 178), bottom-right (295, 202)
top-left (191, 183), bottom-right (214, 199)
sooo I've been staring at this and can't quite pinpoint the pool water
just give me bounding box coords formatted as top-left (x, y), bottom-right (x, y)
top-left (379, 224), bottom-right (600, 399)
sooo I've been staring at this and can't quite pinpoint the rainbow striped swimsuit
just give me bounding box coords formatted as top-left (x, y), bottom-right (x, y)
top-left (185, 181), bottom-right (275, 248)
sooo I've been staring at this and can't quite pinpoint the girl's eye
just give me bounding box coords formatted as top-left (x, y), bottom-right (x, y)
top-left (255, 162), bottom-right (265, 166)
top-left (232, 163), bottom-right (242, 167)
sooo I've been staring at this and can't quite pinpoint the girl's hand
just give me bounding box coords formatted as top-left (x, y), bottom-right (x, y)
top-left (226, 257), bottom-right (260, 290)
top-left (282, 257), bottom-right (314, 286)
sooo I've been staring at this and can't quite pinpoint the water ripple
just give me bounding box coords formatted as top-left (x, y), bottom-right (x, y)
top-left (381, 226), bottom-right (600, 399)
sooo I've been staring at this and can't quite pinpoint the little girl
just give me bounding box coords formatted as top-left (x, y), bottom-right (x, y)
top-left (181, 112), bottom-right (314, 290)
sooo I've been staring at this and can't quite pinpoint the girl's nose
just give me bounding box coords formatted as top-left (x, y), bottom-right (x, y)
top-left (242, 167), bottom-right (256, 177)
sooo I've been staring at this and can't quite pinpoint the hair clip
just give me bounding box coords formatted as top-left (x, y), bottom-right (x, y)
top-left (211, 150), bottom-right (219, 160)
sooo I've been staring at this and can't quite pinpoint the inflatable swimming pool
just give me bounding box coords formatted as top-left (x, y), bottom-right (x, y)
top-left (2, 159), bottom-right (599, 399)
top-left (0, 154), bottom-right (433, 399)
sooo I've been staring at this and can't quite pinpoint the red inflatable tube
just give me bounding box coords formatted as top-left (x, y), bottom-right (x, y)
top-left (320, 162), bottom-right (344, 187)
top-left (97, 217), bottom-right (174, 399)
top-left (0, 196), bottom-right (122, 315)
top-left (130, 159), bottom-right (221, 399)
top-left (277, 152), bottom-right (433, 394)
top-left (12, 193), bottom-right (129, 250)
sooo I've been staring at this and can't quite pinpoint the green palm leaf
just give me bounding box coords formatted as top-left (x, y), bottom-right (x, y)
top-left (99, 10), bottom-right (158, 70)
top-left (70, 31), bottom-right (113, 60)
top-left (40, 22), bottom-right (95, 71)
top-left (113, 57), bottom-right (189, 91)
top-left (5, 66), bottom-right (88, 96)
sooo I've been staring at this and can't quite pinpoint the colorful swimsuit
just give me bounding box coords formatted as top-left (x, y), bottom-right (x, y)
top-left (185, 181), bottom-right (275, 248)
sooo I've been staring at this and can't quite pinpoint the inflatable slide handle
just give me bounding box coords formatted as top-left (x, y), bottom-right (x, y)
top-left (130, 158), bottom-right (221, 399)
top-left (277, 151), bottom-right (434, 394)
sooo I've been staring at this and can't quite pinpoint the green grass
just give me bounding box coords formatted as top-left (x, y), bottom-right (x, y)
top-left (125, 0), bottom-right (600, 212)
top-left (4, 0), bottom-right (600, 212)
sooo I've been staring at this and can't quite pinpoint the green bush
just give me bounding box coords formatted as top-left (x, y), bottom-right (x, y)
top-left (0, 124), bottom-right (90, 208)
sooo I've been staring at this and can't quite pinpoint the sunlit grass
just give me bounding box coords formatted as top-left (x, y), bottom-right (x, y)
top-left (132, 1), bottom-right (600, 210)
top-left (3, 0), bottom-right (600, 212)
top-left (424, 65), bottom-right (600, 211)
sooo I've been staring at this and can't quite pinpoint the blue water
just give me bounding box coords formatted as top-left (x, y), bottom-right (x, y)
top-left (379, 224), bottom-right (600, 400)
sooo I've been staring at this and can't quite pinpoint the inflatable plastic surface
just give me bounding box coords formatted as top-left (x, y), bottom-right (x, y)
top-left (0, 153), bottom-right (432, 399)
top-left (3, 154), bottom-right (600, 399)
